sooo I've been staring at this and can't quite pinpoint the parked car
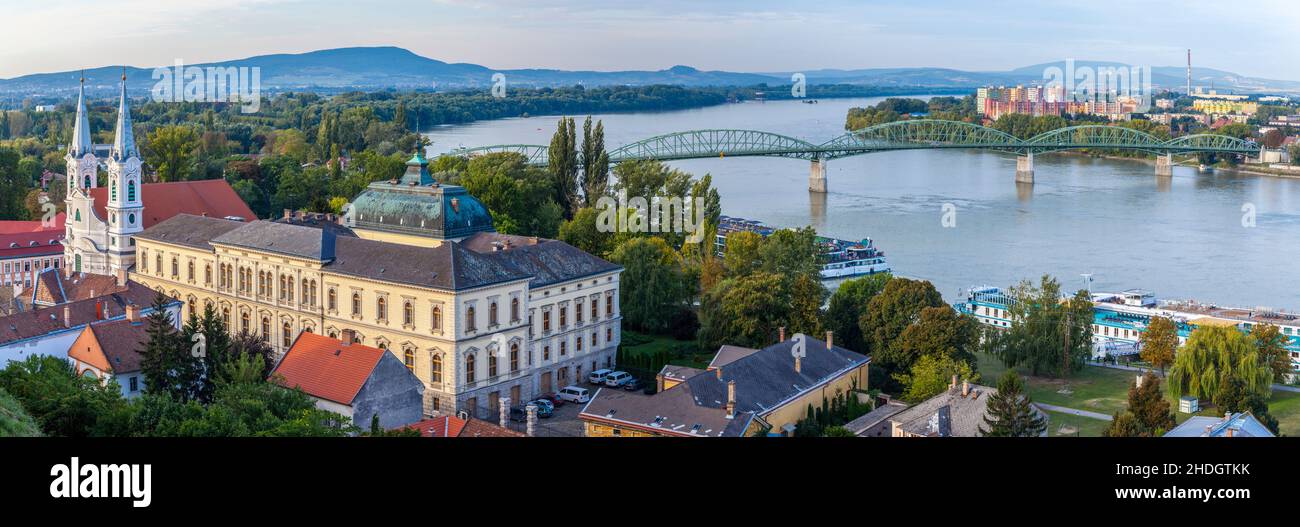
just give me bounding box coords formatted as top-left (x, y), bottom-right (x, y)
top-left (535, 392), bottom-right (564, 408)
top-left (589, 368), bottom-right (614, 385)
top-left (622, 378), bottom-right (642, 391)
top-left (557, 385), bottom-right (591, 404)
top-left (604, 371), bottom-right (634, 387)
top-left (529, 399), bottom-right (555, 416)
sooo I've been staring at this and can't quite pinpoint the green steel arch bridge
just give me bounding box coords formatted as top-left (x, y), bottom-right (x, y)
top-left (448, 119), bottom-right (1260, 192)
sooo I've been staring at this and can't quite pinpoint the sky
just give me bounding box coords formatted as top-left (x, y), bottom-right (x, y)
top-left (1, 0), bottom-right (1298, 80)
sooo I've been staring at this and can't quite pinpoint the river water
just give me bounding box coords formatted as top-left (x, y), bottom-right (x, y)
top-left (423, 96), bottom-right (1300, 309)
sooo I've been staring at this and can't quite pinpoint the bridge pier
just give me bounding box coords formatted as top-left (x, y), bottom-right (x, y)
top-left (1155, 153), bottom-right (1173, 177)
top-left (809, 159), bottom-right (827, 193)
top-left (1015, 153), bottom-right (1034, 184)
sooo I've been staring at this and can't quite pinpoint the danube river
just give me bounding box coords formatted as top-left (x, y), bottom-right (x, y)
top-left (424, 96), bottom-right (1300, 309)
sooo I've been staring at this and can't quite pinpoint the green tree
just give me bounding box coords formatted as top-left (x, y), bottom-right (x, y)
top-left (895, 354), bottom-right (976, 403)
top-left (722, 230), bottom-right (764, 278)
top-left (460, 152), bottom-right (564, 237)
top-left (609, 237), bottom-right (688, 333)
top-left (139, 293), bottom-right (202, 401)
top-left (1166, 325), bottom-right (1272, 404)
top-left (860, 277), bottom-right (945, 374)
top-left (980, 371), bottom-right (1046, 437)
top-left (0, 147), bottom-right (28, 220)
top-left (985, 275), bottom-right (1092, 378)
top-left (787, 273), bottom-right (826, 337)
top-left (144, 125), bottom-right (200, 182)
top-left (1139, 315), bottom-right (1179, 374)
top-left (0, 387), bottom-right (41, 437)
top-left (825, 274), bottom-right (892, 354)
top-left (822, 425), bottom-right (855, 437)
top-left (698, 272), bottom-right (792, 350)
top-left (580, 116), bottom-right (609, 203)
top-left (0, 355), bottom-right (126, 437)
top-left (547, 116), bottom-right (579, 217)
top-left (1251, 323), bottom-right (1292, 380)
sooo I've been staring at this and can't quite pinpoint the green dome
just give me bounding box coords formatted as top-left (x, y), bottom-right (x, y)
top-left (351, 151), bottom-right (494, 240)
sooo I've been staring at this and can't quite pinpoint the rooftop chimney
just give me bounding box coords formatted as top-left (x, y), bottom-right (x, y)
top-left (283, 209), bottom-right (292, 220)
top-left (340, 328), bottom-right (356, 346)
top-left (779, 326), bottom-right (785, 342)
top-left (725, 380), bottom-right (736, 419)
top-left (125, 303), bottom-right (141, 322)
top-left (950, 374), bottom-right (958, 390)
top-left (825, 330), bottom-right (833, 350)
top-left (961, 379), bottom-right (970, 397)
top-left (794, 355), bottom-right (801, 374)
top-left (715, 367), bottom-right (722, 380)
top-left (63, 304), bottom-right (72, 328)
top-left (95, 300), bottom-right (104, 320)
top-left (115, 267), bottom-right (127, 287)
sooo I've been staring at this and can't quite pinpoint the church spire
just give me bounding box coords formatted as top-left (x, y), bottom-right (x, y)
top-left (110, 67), bottom-right (137, 161)
top-left (69, 72), bottom-right (92, 157)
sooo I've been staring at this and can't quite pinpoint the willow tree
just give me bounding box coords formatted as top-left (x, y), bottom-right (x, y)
top-left (1166, 325), bottom-right (1272, 403)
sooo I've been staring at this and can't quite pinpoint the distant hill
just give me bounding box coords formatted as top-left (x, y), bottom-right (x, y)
top-left (3, 46), bottom-right (1297, 100)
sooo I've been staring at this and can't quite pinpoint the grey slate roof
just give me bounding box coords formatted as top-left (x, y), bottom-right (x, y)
top-left (888, 383), bottom-right (999, 437)
top-left (462, 233), bottom-right (622, 287)
top-left (1164, 412), bottom-right (1275, 437)
top-left (211, 220), bottom-right (337, 261)
top-left (131, 214), bottom-right (246, 250)
top-left (581, 336), bottom-right (869, 437)
top-left (328, 236), bottom-right (530, 291)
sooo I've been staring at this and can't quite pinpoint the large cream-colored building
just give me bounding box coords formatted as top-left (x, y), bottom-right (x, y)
top-left (130, 152), bottom-right (622, 419)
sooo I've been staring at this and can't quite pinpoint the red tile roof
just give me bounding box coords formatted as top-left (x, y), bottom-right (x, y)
top-left (0, 212), bottom-right (65, 234)
top-left (401, 416), bottom-right (524, 437)
top-left (270, 332), bottom-right (386, 405)
top-left (68, 318), bottom-right (150, 374)
top-left (31, 270), bottom-right (125, 307)
top-left (0, 214), bottom-right (65, 259)
top-left (89, 179), bottom-right (257, 228)
top-left (0, 279), bottom-right (169, 345)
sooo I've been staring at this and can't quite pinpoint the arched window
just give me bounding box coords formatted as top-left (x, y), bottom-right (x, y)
top-left (431, 306), bottom-right (442, 331)
top-left (282, 321), bottom-right (292, 348)
top-left (465, 354), bottom-right (476, 384)
top-left (576, 299), bottom-right (583, 323)
top-left (431, 354), bottom-right (442, 383)
top-left (560, 341), bottom-right (567, 356)
top-left (576, 335), bottom-right (583, 352)
top-left (204, 264), bottom-right (211, 285)
top-left (510, 343), bottom-right (519, 372)
top-left (261, 317), bottom-right (271, 342)
top-left (511, 298), bottom-right (519, 322)
top-left (140, 250), bottom-right (148, 271)
top-left (75, 209), bottom-right (81, 222)
top-left (83, 175), bottom-right (90, 190)
top-left (376, 297), bottom-right (387, 321)
top-left (309, 280), bottom-right (317, 306)
top-left (111, 181), bottom-right (117, 201)
top-left (466, 306), bottom-right (476, 330)
top-left (489, 302), bottom-right (498, 326)
top-left (187, 261), bottom-right (194, 281)
top-left (301, 278), bottom-right (309, 304)
top-left (127, 181), bottom-right (136, 202)
top-left (352, 293), bottom-right (361, 315)
top-left (171, 257), bottom-right (178, 278)
top-left (156, 254), bottom-right (163, 275)
top-left (328, 288), bottom-right (337, 311)
top-left (240, 312), bottom-right (250, 334)
top-left (279, 275), bottom-right (286, 299)
top-left (591, 299), bottom-right (598, 319)
top-left (403, 301), bottom-right (414, 326)
top-left (404, 348), bottom-right (415, 372)
top-left (287, 278), bottom-right (294, 302)
top-left (488, 353), bottom-right (498, 378)
top-left (559, 305), bottom-right (567, 327)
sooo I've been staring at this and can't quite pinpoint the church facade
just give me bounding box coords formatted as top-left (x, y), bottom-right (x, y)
top-left (61, 76), bottom-right (254, 277)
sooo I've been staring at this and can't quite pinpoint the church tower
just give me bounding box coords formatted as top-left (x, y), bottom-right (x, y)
top-left (64, 74), bottom-right (103, 275)
top-left (104, 70), bottom-right (144, 272)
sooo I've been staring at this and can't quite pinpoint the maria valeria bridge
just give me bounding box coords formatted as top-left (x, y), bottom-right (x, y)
top-left (449, 119), bottom-right (1261, 192)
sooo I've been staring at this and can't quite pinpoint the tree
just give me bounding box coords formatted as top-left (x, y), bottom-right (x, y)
top-left (986, 275), bottom-right (1092, 378)
top-left (698, 272), bottom-right (791, 350)
top-left (722, 230), bottom-right (764, 278)
top-left (1103, 411), bottom-right (1144, 438)
top-left (980, 371), bottom-right (1046, 437)
top-left (822, 426), bottom-right (855, 437)
top-left (580, 117), bottom-right (609, 203)
top-left (825, 273), bottom-right (892, 354)
top-left (547, 117), bottom-right (579, 218)
top-left (144, 125), bottom-right (199, 182)
top-left (893, 306), bottom-right (980, 367)
top-left (787, 273), bottom-right (826, 337)
top-left (559, 207), bottom-right (617, 258)
top-left (0, 147), bottom-right (27, 220)
top-left (757, 227), bottom-right (820, 278)
top-left (1139, 315), bottom-right (1178, 374)
top-left (0, 387), bottom-right (41, 436)
top-left (1166, 325), bottom-right (1272, 404)
top-left (1251, 323), bottom-right (1292, 380)
top-left (0, 355), bottom-right (126, 437)
top-left (1131, 373), bottom-right (1175, 433)
top-left (859, 277), bottom-right (945, 373)
top-left (609, 237), bottom-right (688, 333)
top-left (459, 152), bottom-right (564, 237)
top-left (895, 354), bottom-right (976, 403)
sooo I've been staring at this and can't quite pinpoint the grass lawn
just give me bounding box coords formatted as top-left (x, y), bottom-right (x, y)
top-left (977, 352), bottom-right (1299, 435)
top-left (620, 330), bottom-right (712, 370)
top-left (1043, 410), bottom-right (1108, 437)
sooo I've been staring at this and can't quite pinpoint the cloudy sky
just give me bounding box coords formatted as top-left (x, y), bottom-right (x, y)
top-left (2, 0), bottom-right (1297, 80)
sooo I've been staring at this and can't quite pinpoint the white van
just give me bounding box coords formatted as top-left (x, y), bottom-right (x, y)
top-left (589, 368), bottom-right (613, 385)
top-left (557, 385), bottom-right (591, 404)
top-left (604, 371), bottom-right (633, 387)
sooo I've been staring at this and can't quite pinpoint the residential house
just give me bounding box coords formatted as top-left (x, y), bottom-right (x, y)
top-left (65, 304), bottom-right (151, 397)
top-left (580, 332), bottom-right (870, 437)
top-left (270, 330), bottom-right (426, 430)
top-left (885, 377), bottom-right (1047, 437)
top-left (401, 414), bottom-right (525, 437)
top-left (1164, 412), bottom-right (1275, 437)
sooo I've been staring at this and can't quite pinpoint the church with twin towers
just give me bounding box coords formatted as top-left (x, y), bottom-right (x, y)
top-left (60, 72), bottom-right (255, 277)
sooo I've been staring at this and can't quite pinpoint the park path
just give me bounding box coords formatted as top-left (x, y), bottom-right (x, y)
top-left (1033, 402), bottom-right (1112, 421)
top-left (1086, 361), bottom-right (1300, 393)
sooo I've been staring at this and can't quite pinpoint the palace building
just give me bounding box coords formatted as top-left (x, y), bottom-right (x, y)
top-left (62, 75), bottom-right (253, 276)
top-left (129, 151), bottom-right (623, 419)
